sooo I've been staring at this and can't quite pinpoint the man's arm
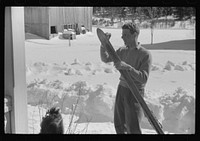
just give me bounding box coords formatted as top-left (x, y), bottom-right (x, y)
top-left (114, 52), bottom-right (152, 84)
top-left (129, 53), bottom-right (152, 84)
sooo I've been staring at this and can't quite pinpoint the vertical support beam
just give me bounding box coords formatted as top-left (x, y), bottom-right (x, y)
top-left (89, 7), bottom-right (93, 31)
top-left (48, 7), bottom-right (51, 40)
top-left (5, 6), bottom-right (15, 134)
top-left (5, 7), bottom-right (28, 133)
top-left (11, 7), bottom-right (28, 134)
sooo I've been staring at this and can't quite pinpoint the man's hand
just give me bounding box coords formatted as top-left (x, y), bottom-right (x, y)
top-left (114, 61), bottom-right (132, 71)
top-left (105, 32), bottom-right (111, 40)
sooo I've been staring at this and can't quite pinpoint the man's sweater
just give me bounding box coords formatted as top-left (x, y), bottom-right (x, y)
top-left (101, 43), bottom-right (152, 92)
top-left (116, 44), bottom-right (152, 92)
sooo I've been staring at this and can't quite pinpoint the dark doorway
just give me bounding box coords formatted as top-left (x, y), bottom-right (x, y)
top-left (51, 26), bottom-right (57, 34)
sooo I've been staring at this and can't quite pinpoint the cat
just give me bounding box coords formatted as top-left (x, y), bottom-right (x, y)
top-left (40, 107), bottom-right (64, 134)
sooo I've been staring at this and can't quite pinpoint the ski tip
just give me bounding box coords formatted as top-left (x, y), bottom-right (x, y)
top-left (96, 28), bottom-right (101, 34)
top-left (97, 28), bottom-right (104, 34)
top-left (96, 28), bottom-right (104, 39)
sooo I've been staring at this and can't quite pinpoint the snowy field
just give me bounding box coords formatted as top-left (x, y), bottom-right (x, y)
top-left (25, 26), bottom-right (195, 134)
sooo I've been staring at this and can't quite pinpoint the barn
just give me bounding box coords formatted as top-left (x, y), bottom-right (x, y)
top-left (24, 7), bottom-right (93, 39)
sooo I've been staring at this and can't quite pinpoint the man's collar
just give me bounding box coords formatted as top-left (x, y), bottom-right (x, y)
top-left (136, 42), bottom-right (141, 50)
top-left (126, 42), bottom-right (141, 50)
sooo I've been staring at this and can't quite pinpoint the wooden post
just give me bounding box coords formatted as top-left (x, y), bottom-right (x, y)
top-left (69, 35), bottom-right (71, 46)
top-left (5, 7), bottom-right (28, 133)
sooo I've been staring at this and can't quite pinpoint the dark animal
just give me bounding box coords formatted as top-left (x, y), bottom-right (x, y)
top-left (40, 107), bottom-right (64, 134)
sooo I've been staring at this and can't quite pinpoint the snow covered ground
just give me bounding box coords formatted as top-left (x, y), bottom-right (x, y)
top-left (25, 27), bottom-right (195, 134)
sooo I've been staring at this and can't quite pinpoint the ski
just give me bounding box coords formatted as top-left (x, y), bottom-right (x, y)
top-left (97, 28), bottom-right (164, 134)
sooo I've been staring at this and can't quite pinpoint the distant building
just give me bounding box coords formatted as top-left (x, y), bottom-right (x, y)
top-left (24, 7), bottom-right (93, 39)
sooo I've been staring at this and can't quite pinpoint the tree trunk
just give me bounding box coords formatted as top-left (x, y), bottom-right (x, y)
top-left (151, 27), bottom-right (153, 45)
top-left (165, 14), bottom-right (168, 28)
top-left (150, 20), bottom-right (154, 45)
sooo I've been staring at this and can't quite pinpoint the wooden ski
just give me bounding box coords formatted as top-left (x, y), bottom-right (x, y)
top-left (97, 28), bottom-right (164, 134)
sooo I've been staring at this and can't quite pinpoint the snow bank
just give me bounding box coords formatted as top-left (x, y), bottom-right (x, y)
top-left (27, 80), bottom-right (116, 123)
top-left (27, 79), bottom-right (195, 134)
top-left (26, 60), bottom-right (118, 77)
top-left (26, 59), bottom-right (194, 78)
top-left (77, 84), bottom-right (116, 123)
top-left (142, 88), bottom-right (195, 134)
top-left (26, 58), bottom-right (195, 134)
top-left (159, 87), bottom-right (195, 134)
top-left (151, 60), bottom-right (195, 72)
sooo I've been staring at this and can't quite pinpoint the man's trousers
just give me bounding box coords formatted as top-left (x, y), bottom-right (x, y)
top-left (114, 85), bottom-right (144, 134)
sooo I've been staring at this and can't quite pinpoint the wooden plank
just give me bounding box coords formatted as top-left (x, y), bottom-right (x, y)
top-left (11, 7), bottom-right (28, 133)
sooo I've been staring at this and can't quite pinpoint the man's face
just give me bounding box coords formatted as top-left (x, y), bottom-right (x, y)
top-left (121, 29), bottom-right (135, 47)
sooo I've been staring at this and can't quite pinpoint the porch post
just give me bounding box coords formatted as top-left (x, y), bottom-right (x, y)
top-left (5, 7), bottom-right (28, 134)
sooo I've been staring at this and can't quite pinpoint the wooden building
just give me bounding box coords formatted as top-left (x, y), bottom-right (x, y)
top-left (24, 7), bottom-right (93, 39)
